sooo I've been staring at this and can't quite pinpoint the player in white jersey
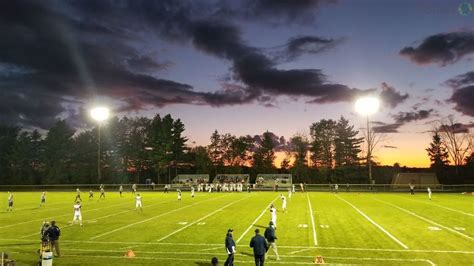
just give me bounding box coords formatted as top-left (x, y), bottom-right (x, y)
top-left (191, 186), bottom-right (195, 198)
top-left (292, 184), bottom-right (295, 193)
top-left (74, 188), bottom-right (82, 202)
top-left (72, 201), bottom-right (83, 226)
top-left (132, 184), bottom-right (137, 195)
top-left (270, 204), bottom-right (277, 228)
top-left (119, 185), bottom-right (123, 197)
top-left (427, 187), bottom-right (432, 200)
top-left (177, 189), bottom-right (182, 201)
top-left (280, 194), bottom-right (287, 213)
top-left (7, 192), bottom-right (13, 211)
top-left (99, 187), bottom-right (105, 199)
top-left (40, 191), bottom-right (46, 206)
top-left (334, 184), bottom-right (339, 194)
top-left (89, 190), bottom-right (94, 200)
top-left (135, 193), bottom-right (142, 210)
top-left (288, 188), bottom-right (292, 199)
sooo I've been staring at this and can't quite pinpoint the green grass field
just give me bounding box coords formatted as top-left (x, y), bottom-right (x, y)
top-left (0, 190), bottom-right (473, 265)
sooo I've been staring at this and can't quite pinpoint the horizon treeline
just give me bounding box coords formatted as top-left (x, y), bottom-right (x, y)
top-left (0, 114), bottom-right (472, 185)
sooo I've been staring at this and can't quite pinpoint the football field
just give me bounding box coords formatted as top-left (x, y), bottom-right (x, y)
top-left (0, 191), bottom-right (473, 265)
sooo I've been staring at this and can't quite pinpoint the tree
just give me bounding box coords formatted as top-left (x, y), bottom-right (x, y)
top-left (290, 134), bottom-right (309, 167)
top-left (334, 116), bottom-right (363, 167)
top-left (208, 130), bottom-right (224, 176)
top-left (191, 146), bottom-right (211, 174)
top-left (43, 120), bottom-right (75, 184)
top-left (438, 117), bottom-right (471, 170)
top-left (0, 125), bottom-right (20, 184)
top-left (310, 119), bottom-right (336, 168)
top-left (253, 131), bottom-right (276, 173)
top-left (426, 132), bottom-right (449, 169)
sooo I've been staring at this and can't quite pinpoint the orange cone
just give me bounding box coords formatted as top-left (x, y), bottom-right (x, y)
top-left (124, 250), bottom-right (136, 258)
top-left (314, 255), bottom-right (325, 264)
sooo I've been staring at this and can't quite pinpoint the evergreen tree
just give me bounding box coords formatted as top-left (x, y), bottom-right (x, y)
top-left (43, 120), bottom-right (75, 184)
top-left (426, 132), bottom-right (449, 170)
top-left (253, 131), bottom-right (275, 173)
top-left (334, 116), bottom-right (363, 167)
top-left (310, 119), bottom-right (336, 168)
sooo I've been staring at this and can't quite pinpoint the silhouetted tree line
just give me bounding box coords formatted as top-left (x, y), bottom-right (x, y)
top-left (0, 115), bottom-right (472, 185)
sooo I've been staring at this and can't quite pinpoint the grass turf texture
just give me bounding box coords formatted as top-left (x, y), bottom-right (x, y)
top-left (0, 191), bottom-right (473, 265)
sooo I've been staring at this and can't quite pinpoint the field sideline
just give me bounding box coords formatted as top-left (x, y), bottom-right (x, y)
top-left (0, 191), bottom-right (473, 265)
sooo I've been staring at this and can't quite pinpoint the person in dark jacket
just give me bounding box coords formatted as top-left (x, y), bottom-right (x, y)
top-left (45, 220), bottom-right (61, 257)
top-left (264, 221), bottom-right (280, 260)
top-left (250, 228), bottom-right (268, 266)
top-left (224, 229), bottom-right (236, 266)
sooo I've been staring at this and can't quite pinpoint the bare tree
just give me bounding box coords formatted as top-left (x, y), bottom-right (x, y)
top-left (437, 116), bottom-right (471, 168)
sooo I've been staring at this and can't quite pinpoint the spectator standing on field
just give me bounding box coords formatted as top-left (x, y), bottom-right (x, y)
top-left (250, 228), bottom-right (268, 266)
top-left (45, 220), bottom-right (61, 257)
top-left (224, 229), bottom-right (236, 266)
top-left (264, 221), bottom-right (280, 261)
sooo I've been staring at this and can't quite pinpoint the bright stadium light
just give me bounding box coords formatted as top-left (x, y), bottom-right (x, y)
top-left (90, 107), bottom-right (110, 122)
top-left (355, 96), bottom-right (380, 186)
top-left (90, 106), bottom-right (110, 184)
top-left (355, 96), bottom-right (380, 116)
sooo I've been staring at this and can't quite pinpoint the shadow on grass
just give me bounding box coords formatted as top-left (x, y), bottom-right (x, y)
top-left (254, 224), bottom-right (267, 229)
top-left (239, 251), bottom-right (253, 257)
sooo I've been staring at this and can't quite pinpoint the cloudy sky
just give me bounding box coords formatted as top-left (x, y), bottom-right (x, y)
top-left (1, 0), bottom-right (473, 167)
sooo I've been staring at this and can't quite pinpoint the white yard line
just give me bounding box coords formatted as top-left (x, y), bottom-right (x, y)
top-left (235, 194), bottom-right (280, 243)
top-left (289, 248), bottom-right (310, 254)
top-left (157, 196), bottom-right (251, 242)
top-left (90, 195), bottom-right (227, 240)
top-left (305, 256), bottom-right (436, 266)
top-left (335, 195), bottom-right (409, 249)
top-left (0, 201), bottom-right (133, 229)
top-left (398, 195), bottom-right (474, 217)
top-left (61, 254), bottom-right (317, 265)
top-left (375, 198), bottom-right (474, 241)
top-left (59, 249), bottom-right (436, 265)
top-left (198, 246), bottom-right (222, 252)
top-left (306, 193), bottom-right (318, 246)
top-left (19, 199), bottom-right (177, 238)
top-left (2, 238), bottom-right (472, 254)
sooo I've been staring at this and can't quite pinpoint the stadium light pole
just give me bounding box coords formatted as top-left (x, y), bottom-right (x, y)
top-left (355, 97), bottom-right (380, 185)
top-left (90, 107), bottom-right (110, 184)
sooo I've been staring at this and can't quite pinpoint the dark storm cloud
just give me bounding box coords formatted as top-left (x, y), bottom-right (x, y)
top-left (445, 71), bottom-right (474, 117)
top-left (370, 109), bottom-right (434, 134)
top-left (400, 31), bottom-right (474, 66)
top-left (393, 109), bottom-right (434, 123)
top-left (383, 145), bottom-right (398, 149)
top-left (189, 19), bottom-right (364, 103)
top-left (0, 0), bottom-right (357, 129)
top-left (372, 122), bottom-right (403, 133)
top-left (283, 36), bottom-right (341, 60)
top-left (379, 83), bottom-right (409, 108)
top-left (437, 122), bottom-right (474, 134)
top-left (214, 0), bottom-right (334, 25)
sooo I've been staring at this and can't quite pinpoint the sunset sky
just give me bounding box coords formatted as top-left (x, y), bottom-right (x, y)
top-left (1, 0), bottom-right (473, 167)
